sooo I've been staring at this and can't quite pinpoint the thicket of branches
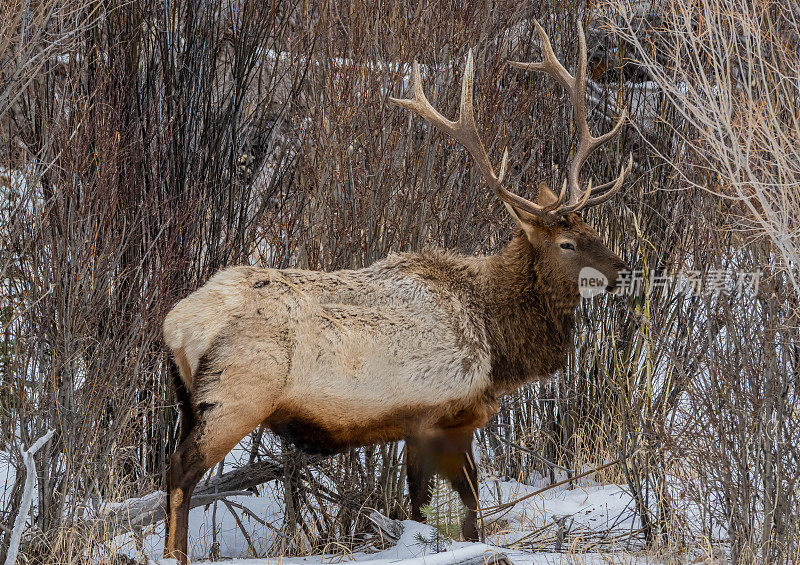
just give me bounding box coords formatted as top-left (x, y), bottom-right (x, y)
top-left (1, 0), bottom-right (797, 562)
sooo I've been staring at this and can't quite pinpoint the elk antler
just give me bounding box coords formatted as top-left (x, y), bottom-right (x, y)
top-left (508, 20), bottom-right (633, 213)
top-left (389, 51), bottom-right (566, 220)
top-left (390, 24), bottom-right (632, 220)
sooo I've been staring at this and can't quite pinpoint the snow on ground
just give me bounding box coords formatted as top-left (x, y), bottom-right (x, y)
top-left (152, 520), bottom-right (651, 565)
top-left (481, 478), bottom-right (640, 549)
top-left (112, 474), bottom-right (652, 564)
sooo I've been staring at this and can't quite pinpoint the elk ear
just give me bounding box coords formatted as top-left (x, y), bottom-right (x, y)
top-left (504, 181), bottom-right (558, 231)
top-left (536, 182), bottom-right (559, 207)
top-left (504, 182), bottom-right (561, 235)
top-left (503, 202), bottom-right (540, 239)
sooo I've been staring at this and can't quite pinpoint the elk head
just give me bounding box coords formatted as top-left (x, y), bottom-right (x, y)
top-left (391, 21), bottom-right (633, 296)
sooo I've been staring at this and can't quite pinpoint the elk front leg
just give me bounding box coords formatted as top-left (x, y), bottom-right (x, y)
top-left (405, 436), bottom-right (435, 522)
top-left (434, 429), bottom-right (480, 542)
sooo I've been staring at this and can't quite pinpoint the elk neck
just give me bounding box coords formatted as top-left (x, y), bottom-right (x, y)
top-left (480, 229), bottom-right (579, 393)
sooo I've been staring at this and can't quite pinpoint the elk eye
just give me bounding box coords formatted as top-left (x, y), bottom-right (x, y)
top-left (560, 242), bottom-right (576, 251)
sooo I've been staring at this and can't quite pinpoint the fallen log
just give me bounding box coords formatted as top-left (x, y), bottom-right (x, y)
top-left (367, 510), bottom-right (403, 543)
top-left (76, 459), bottom-right (284, 543)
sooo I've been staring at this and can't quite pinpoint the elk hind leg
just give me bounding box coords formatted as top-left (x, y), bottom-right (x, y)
top-left (164, 427), bottom-right (207, 564)
top-left (165, 405), bottom-right (271, 564)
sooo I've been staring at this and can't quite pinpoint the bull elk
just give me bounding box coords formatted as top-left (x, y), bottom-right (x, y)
top-left (163, 21), bottom-right (632, 563)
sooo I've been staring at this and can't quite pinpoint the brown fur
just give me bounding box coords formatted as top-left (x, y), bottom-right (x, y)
top-left (162, 197), bottom-right (627, 562)
top-left (266, 394), bottom-right (496, 455)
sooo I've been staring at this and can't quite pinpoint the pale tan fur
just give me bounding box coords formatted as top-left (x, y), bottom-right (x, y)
top-left (163, 254), bottom-right (493, 441)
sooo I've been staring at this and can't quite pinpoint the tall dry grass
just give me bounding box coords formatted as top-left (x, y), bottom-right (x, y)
top-left (606, 0), bottom-right (800, 562)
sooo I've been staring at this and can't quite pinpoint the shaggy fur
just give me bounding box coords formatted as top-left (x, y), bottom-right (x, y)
top-left (162, 198), bottom-right (626, 563)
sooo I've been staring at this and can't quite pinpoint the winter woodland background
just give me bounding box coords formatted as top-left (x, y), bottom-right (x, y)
top-left (1, 0), bottom-right (799, 563)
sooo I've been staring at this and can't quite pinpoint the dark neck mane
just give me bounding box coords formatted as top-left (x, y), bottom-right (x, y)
top-left (481, 230), bottom-right (578, 393)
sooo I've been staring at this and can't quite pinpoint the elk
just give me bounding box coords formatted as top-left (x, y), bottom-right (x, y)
top-left (163, 21), bottom-right (632, 563)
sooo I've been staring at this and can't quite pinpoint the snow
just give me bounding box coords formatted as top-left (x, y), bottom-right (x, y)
top-left (0, 448), bottom-right (17, 509)
top-left (482, 480), bottom-right (639, 545)
top-left (111, 472), bottom-right (655, 565)
top-left (106, 440), bottom-right (653, 562)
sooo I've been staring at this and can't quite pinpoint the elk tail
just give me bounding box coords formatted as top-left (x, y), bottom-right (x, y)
top-left (168, 355), bottom-right (197, 445)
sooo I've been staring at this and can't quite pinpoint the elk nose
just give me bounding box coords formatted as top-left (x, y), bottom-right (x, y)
top-left (607, 259), bottom-right (630, 293)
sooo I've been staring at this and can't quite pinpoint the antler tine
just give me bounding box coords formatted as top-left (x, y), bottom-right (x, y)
top-left (497, 148), bottom-right (509, 183)
top-left (576, 153), bottom-right (633, 208)
top-left (390, 51), bottom-right (557, 219)
top-left (557, 153), bottom-right (633, 214)
top-left (509, 20), bottom-right (631, 215)
top-left (390, 60), bottom-right (461, 143)
top-left (580, 150), bottom-right (632, 196)
top-left (508, 19), bottom-right (574, 92)
top-left (567, 21), bottom-right (591, 205)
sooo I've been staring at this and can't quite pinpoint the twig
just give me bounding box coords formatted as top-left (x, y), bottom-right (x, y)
top-left (221, 500), bottom-right (259, 558)
top-left (223, 499), bottom-right (293, 541)
top-left (4, 430), bottom-right (55, 565)
top-left (488, 431), bottom-right (571, 472)
top-left (505, 517), bottom-right (560, 547)
top-left (480, 459), bottom-right (619, 517)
